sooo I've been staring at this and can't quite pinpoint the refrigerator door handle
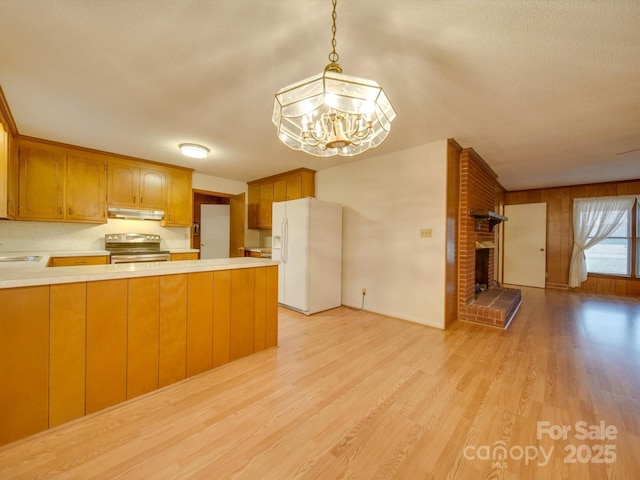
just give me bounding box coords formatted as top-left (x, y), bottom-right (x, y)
top-left (283, 217), bottom-right (288, 264)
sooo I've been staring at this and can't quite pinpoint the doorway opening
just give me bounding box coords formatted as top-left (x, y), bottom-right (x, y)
top-left (192, 191), bottom-right (230, 251)
top-left (192, 189), bottom-right (246, 258)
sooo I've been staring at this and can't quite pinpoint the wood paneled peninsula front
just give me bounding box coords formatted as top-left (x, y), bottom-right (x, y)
top-left (0, 258), bottom-right (278, 446)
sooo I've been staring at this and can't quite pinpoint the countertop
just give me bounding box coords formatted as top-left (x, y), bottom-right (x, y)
top-left (0, 252), bottom-right (277, 289)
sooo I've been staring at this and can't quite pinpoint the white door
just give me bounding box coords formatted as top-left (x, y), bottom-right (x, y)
top-left (503, 202), bottom-right (547, 288)
top-left (200, 204), bottom-right (230, 259)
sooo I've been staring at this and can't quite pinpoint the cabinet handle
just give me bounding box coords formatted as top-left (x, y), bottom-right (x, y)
top-left (68, 207), bottom-right (72, 215)
top-left (58, 207), bottom-right (62, 215)
top-left (133, 196), bottom-right (136, 203)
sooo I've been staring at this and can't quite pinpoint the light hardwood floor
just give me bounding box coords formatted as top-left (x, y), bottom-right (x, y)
top-left (1, 287), bottom-right (639, 479)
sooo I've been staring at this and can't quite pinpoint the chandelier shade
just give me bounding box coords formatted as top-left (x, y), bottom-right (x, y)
top-left (272, 0), bottom-right (396, 157)
top-left (272, 69), bottom-right (396, 157)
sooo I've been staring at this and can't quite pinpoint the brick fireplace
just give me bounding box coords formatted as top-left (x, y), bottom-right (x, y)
top-left (457, 148), bottom-right (521, 328)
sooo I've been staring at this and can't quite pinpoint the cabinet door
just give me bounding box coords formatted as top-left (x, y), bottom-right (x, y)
top-left (164, 169), bottom-right (192, 226)
top-left (186, 271), bottom-right (214, 376)
top-left (107, 161), bottom-right (139, 207)
top-left (253, 266), bottom-right (279, 350)
top-left (258, 182), bottom-right (273, 228)
top-left (285, 173), bottom-right (302, 200)
top-left (247, 183), bottom-right (260, 229)
top-left (49, 255), bottom-right (109, 267)
top-left (66, 155), bottom-right (106, 223)
top-left (86, 279), bottom-right (128, 414)
top-left (127, 276), bottom-right (160, 399)
top-left (159, 274), bottom-right (187, 387)
top-left (265, 265), bottom-right (279, 348)
top-left (273, 178), bottom-right (287, 202)
top-left (230, 268), bottom-right (255, 360)
top-left (300, 169), bottom-right (315, 197)
top-left (212, 270), bottom-right (231, 367)
top-left (0, 286), bottom-right (49, 446)
top-left (139, 168), bottom-right (165, 209)
top-left (50, 283), bottom-right (86, 427)
top-left (254, 267), bottom-right (267, 352)
top-left (18, 146), bottom-right (65, 220)
top-left (170, 252), bottom-right (198, 261)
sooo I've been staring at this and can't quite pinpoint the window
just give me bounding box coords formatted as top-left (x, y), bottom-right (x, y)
top-left (584, 208), bottom-right (631, 276)
top-left (569, 195), bottom-right (636, 287)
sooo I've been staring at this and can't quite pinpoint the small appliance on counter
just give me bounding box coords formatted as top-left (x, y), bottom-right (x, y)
top-left (105, 233), bottom-right (171, 264)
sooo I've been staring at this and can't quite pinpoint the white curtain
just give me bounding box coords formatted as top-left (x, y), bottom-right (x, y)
top-left (568, 195), bottom-right (636, 288)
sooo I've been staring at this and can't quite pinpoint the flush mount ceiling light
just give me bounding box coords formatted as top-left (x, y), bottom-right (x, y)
top-left (179, 143), bottom-right (209, 159)
top-left (272, 0), bottom-right (396, 157)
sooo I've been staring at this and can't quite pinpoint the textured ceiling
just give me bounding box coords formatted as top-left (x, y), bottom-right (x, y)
top-left (0, 0), bottom-right (639, 190)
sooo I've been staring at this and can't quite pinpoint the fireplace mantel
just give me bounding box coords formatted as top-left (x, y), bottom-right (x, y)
top-left (470, 210), bottom-right (508, 232)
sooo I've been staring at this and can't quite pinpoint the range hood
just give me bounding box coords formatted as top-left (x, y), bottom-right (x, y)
top-left (107, 207), bottom-right (165, 221)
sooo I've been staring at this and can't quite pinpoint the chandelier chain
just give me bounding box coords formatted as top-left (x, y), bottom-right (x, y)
top-left (328, 0), bottom-right (339, 64)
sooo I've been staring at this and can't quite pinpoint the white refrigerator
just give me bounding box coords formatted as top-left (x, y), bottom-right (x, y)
top-left (272, 197), bottom-right (342, 315)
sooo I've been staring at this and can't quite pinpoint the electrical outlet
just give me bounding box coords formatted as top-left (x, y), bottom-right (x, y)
top-left (420, 228), bottom-right (432, 238)
top-left (362, 287), bottom-right (367, 296)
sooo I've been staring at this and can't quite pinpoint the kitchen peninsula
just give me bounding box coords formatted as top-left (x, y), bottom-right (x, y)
top-left (0, 257), bottom-right (278, 446)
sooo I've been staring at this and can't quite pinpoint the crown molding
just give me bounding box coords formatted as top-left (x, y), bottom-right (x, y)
top-left (0, 85), bottom-right (18, 137)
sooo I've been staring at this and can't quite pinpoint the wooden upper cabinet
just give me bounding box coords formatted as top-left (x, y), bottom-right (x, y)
top-left (247, 168), bottom-right (315, 229)
top-left (107, 161), bottom-right (138, 207)
top-left (18, 145), bottom-right (65, 220)
top-left (258, 182), bottom-right (274, 229)
top-left (6, 133), bottom-right (18, 218)
top-left (162, 169), bottom-right (192, 227)
top-left (13, 138), bottom-right (191, 224)
top-left (66, 154), bottom-right (106, 223)
top-left (139, 168), bottom-right (165, 209)
top-left (107, 161), bottom-right (165, 209)
top-left (17, 141), bottom-right (107, 223)
top-left (273, 177), bottom-right (287, 203)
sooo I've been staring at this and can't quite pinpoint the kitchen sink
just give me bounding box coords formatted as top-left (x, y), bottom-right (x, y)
top-left (0, 255), bottom-right (42, 262)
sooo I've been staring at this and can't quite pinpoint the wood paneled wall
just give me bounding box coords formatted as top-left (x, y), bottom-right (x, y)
top-left (504, 179), bottom-right (640, 295)
top-left (444, 139), bottom-right (462, 328)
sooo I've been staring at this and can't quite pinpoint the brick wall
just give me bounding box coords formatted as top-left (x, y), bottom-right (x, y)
top-left (458, 148), bottom-right (499, 306)
top-left (457, 148), bottom-right (520, 328)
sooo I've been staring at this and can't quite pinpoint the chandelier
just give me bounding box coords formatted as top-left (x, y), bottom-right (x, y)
top-left (272, 0), bottom-right (396, 157)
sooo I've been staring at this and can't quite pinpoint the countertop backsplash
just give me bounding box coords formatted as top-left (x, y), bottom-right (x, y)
top-left (0, 219), bottom-right (190, 252)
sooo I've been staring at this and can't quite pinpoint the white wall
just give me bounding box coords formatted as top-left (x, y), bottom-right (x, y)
top-left (316, 140), bottom-right (448, 329)
top-left (192, 173), bottom-right (246, 195)
top-left (0, 219), bottom-right (189, 252)
top-left (192, 172), bottom-right (258, 247)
